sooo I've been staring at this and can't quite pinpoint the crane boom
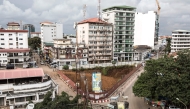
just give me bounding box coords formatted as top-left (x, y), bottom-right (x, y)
top-left (156, 0), bottom-right (161, 15)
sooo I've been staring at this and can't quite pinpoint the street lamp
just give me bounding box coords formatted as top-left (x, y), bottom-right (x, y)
top-left (176, 98), bottom-right (187, 109)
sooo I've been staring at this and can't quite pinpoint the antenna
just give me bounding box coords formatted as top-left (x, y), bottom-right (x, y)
top-left (83, 4), bottom-right (87, 19)
top-left (97, 0), bottom-right (101, 21)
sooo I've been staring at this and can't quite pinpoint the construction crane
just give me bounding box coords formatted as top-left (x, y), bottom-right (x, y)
top-left (156, 0), bottom-right (161, 15)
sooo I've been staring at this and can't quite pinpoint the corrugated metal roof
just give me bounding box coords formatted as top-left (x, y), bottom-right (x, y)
top-left (0, 68), bottom-right (44, 80)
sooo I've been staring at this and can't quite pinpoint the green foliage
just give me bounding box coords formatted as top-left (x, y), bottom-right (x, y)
top-left (72, 68), bottom-right (76, 71)
top-left (79, 67), bottom-right (84, 71)
top-left (102, 67), bottom-right (108, 76)
top-left (28, 37), bottom-right (41, 50)
top-left (133, 49), bottom-right (190, 106)
top-left (34, 91), bottom-right (81, 109)
top-left (63, 65), bottom-right (69, 70)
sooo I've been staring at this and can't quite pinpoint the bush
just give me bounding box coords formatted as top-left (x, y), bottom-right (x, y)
top-left (72, 68), bottom-right (76, 71)
top-left (80, 67), bottom-right (84, 71)
top-left (63, 65), bottom-right (69, 70)
top-left (102, 67), bottom-right (108, 76)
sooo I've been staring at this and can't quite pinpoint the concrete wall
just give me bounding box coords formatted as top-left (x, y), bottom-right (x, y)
top-left (77, 23), bottom-right (89, 45)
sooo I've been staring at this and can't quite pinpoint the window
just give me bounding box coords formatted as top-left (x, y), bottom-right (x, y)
top-left (0, 34), bottom-right (4, 36)
top-left (19, 34), bottom-right (23, 36)
top-left (9, 38), bottom-right (13, 40)
top-left (19, 38), bottom-right (23, 40)
top-left (3, 60), bottom-right (7, 62)
top-left (9, 43), bottom-right (13, 45)
top-left (1, 43), bottom-right (4, 45)
top-left (20, 43), bottom-right (23, 45)
top-left (9, 34), bottom-right (12, 36)
top-left (0, 38), bottom-right (4, 40)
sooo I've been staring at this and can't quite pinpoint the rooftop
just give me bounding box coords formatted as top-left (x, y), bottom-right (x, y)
top-left (0, 68), bottom-right (44, 80)
top-left (78, 18), bottom-right (110, 24)
top-left (0, 30), bottom-right (28, 33)
top-left (172, 30), bottom-right (190, 32)
top-left (0, 48), bottom-right (30, 52)
top-left (7, 22), bottom-right (20, 26)
top-left (31, 32), bottom-right (41, 34)
top-left (53, 39), bottom-right (71, 41)
top-left (40, 21), bottom-right (53, 24)
top-left (103, 5), bottom-right (136, 11)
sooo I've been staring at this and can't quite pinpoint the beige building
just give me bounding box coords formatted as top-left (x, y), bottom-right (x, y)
top-left (43, 39), bottom-right (88, 70)
top-left (77, 18), bottom-right (113, 64)
top-left (7, 22), bottom-right (20, 30)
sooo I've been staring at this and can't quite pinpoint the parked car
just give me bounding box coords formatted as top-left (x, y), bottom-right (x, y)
top-left (169, 106), bottom-right (180, 109)
top-left (41, 62), bottom-right (44, 65)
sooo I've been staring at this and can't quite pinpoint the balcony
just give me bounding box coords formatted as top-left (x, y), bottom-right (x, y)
top-left (0, 80), bottom-right (53, 92)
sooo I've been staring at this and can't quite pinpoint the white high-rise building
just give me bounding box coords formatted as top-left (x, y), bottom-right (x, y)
top-left (77, 18), bottom-right (113, 64)
top-left (171, 30), bottom-right (190, 52)
top-left (134, 11), bottom-right (159, 49)
top-left (102, 5), bottom-right (136, 61)
top-left (40, 21), bottom-right (63, 50)
top-left (0, 30), bottom-right (30, 66)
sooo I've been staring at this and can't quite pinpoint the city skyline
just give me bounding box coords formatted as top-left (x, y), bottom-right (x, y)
top-left (0, 0), bottom-right (190, 35)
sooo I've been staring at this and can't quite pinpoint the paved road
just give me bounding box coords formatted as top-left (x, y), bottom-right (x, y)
top-left (33, 53), bottom-right (76, 97)
top-left (95, 67), bottom-right (153, 109)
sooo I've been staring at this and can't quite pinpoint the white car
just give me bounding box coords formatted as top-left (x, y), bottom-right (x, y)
top-left (41, 62), bottom-right (44, 65)
top-left (169, 106), bottom-right (180, 109)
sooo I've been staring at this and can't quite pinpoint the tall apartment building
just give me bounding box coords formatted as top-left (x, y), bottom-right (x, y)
top-left (102, 6), bottom-right (136, 61)
top-left (40, 21), bottom-right (63, 50)
top-left (23, 24), bottom-right (35, 38)
top-left (171, 30), bottom-right (190, 52)
top-left (7, 22), bottom-right (20, 30)
top-left (77, 18), bottom-right (113, 64)
top-left (134, 11), bottom-right (159, 49)
top-left (0, 30), bottom-right (30, 66)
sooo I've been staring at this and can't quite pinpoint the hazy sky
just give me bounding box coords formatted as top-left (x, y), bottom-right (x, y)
top-left (0, 0), bottom-right (190, 35)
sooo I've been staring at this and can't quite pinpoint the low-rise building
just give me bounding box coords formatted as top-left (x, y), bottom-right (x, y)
top-left (31, 32), bottom-right (41, 38)
top-left (171, 30), bottom-right (190, 52)
top-left (0, 68), bottom-right (58, 108)
top-left (53, 39), bottom-right (88, 70)
top-left (0, 30), bottom-right (30, 66)
top-left (7, 22), bottom-right (20, 30)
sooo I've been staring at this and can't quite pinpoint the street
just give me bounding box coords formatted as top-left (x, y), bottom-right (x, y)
top-left (33, 53), bottom-right (76, 97)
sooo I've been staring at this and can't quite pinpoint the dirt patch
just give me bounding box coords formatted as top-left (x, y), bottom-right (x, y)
top-left (63, 65), bottom-right (134, 92)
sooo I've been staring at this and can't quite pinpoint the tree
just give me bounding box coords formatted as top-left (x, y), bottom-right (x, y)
top-left (133, 50), bottom-right (190, 107)
top-left (28, 37), bottom-right (41, 50)
top-left (34, 91), bottom-right (81, 109)
top-left (63, 65), bottom-right (69, 70)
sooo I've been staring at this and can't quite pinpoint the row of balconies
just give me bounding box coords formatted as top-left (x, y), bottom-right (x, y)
top-left (0, 80), bottom-right (52, 92)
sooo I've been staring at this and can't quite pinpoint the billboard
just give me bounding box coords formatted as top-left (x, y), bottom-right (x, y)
top-left (92, 72), bottom-right (102, 92)
top-left (117, 102), bottom-right (125, 109)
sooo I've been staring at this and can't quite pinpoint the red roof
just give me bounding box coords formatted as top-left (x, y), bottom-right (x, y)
top-left (0, 30), bottom-right (28, 33)
top-left (7, 22), bottom-right (20, 26)
top-left (0, 48), bottom-right (30, 52)
top-left (0, 68), bottom-right (44, 80)
top-left (78, 18), bottom-right (109, 24)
